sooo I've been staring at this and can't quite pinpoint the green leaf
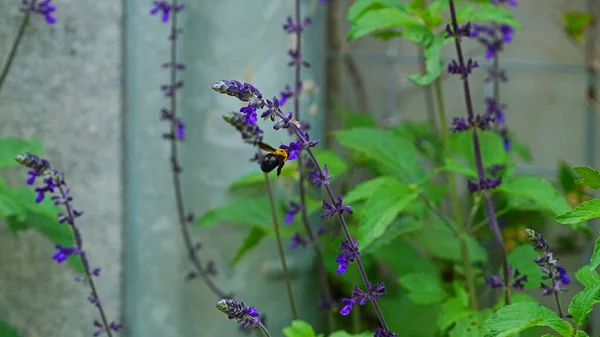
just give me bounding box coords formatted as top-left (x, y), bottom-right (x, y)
top-left (282, 320), bottom-right (317, 337)
top-left (589, 235), bottom-right (600, 271)
top-left (333, 103), bottom-right (377, 129)
top-left (507, 245), bottom-right (544, 289)
top-left (449, 313), bottom-right (484, 337)
top-left (408, 33), bottom-right (447, 86)
top-left (229, 163), bottom-right (298, 188)
top-left (402, 23), bottom-right (434, 45)
top-left (347, 8), bottom-right (418, 41)
top-left (572, 166), bottom-right (600, 189)
top-left (575, 330), bottom-right (590, 337)
top-left (456, 3), bottom-right (522, 29)
top-left (562, 12), bottom-right (593, 43)
top-left (363, 216), bottom-right (422, 253)
top-left (230, 226), bottom-right (268, 267)
top-left (329, 332), bottom-right (372, 337)
top-left (378, 294), bottom-right (442, 337)
top-left (412, 220), bottom-right (487, 262)
top-left (335, 127), bottom-right (421, 181)
top-left (0, 321), bottom-right (21, 337)
top-left (437, 297), bottom-right (471, 331)
top-left (196, 197), bottom-right (273, 228)
top-left (357, 179), bottom-right (420, 250)
top-left (0, 137), bottom-right (43, 170)
top-left (482, 302), bottom-right (572, 337)
top-left (555, 199), bottom-right (600, 225)
top-left (442, 157), bottom-right (478, 178)
top-left (575, 265), bottom-right (600, 288)
top-left (399, 273), bottom-right (448, 304)
top-left (500, 176), bottom-right (570, 216)
top-left (558, 161), bottom-right (577, 193)
top-left (451, 130), bottom-right (510, 169)
top-left (344, 176), bottom-right (398, 204)
top-left (569, 282), bottom-right (600, 327)
top-left (370, 240), bottom-right (437, 276)
top-left (347, 0), bottom-right (409, 22)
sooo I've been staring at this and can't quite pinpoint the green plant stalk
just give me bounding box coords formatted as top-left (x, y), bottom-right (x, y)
top-left (264, 173), bottom-right (299, 319)
top-left (0, 0), bottom-right (36, 94)
top-left (257, 321), bottom-right (272, 337)
top-left (433, 77), bottom-right (478, 310)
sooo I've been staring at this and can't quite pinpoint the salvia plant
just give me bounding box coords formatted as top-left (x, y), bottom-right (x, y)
top-left (3, 0), bottom-right (600, 337)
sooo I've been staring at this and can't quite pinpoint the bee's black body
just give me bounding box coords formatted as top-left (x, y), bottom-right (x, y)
top-left (258, 142), bottom-right (288, 177)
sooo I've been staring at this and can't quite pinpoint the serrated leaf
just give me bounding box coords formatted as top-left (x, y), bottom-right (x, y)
top-left (572, 166), bottom-right (600, 189)
top-left (456, 3), bottom-right (522, 29)
top-left (358, 180), bottom-right (420, 250)
top-left (0, 321), bottom-right (21, 337)
top-left (0, 137), bottom-right (44, 170)
top-left (589, 235), bottom-right (600, 271)
top-left (482, 302), bottom-right (572, 337)
top-left (507, 245), bottom-right (544, 289)
top-left (555, 199), bottom-right (600, 225)
top-left (347, 0), bottom-right (409, 22)
top-left (437, 297), bottom-right (471, 331)
top-left (558, 161), bottom-right (577, 193)
top-left (449, 314), bottom-right (483, 337)
top-left (347, 8), bottom-right (418, 41)
top-left (569, 282), bottom-right (600, 327)
top-left (378, 294), bottom-right (442, 337)
top-left (500, 176), bottom-right (570, 216)
top-left (196, 197), bottom-right (274, 228)
top-left (399, 273), bottom-right (448, 304)
top-left (575, 330), bottom-right (590, 337)
top-left (344, 176), bottom-right (397, 204)
top-left (575, 265), bottom-right (600, 288)
top-left (335, 128), bottom-right (421, 181)
top-left (230, 226), bottom-right (268, 267)
top-left (282, 320), bottom-right (317, 337)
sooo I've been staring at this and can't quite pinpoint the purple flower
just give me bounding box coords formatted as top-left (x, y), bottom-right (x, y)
top-left (450, 114), bottom-right (495, 132)
top-left (93, 320), bottom-right (123, 336)
top-left (340, 283), bottom-right (387, 315)
top-left (526, 229), bottom-right (570, 296)
top-left (335, 237), bottom-right (360, 274)
top-left (444, 23), bottom-right (472, 38)
top-left (52, 245), bottom-right (80, 264)
top-left (290, 233), bottom-right (309, 250)
top-left (448, 58), bottom-right (479, 78)
top-left (278, 85), bottom-right (294, 107)
top-left (222, 112), bottom-right (264, 146)
top-left (374, 328), bottom-right (398, 337)
top-left (308, 164), bottom-right (332, 189)
top-left (149, 1), bottom-right (184, 22)
top-left (280, 140), bottom-right (304, 161)
top-left (486, 267), bottom-right (528, 290)
top-left (491, 0), bottom-right (518, 7)
top-left (212, 80), bottom-right (264, 105)
top-left (467, 177), bottom-right (502, 193)
top-left (321, 195), bottom-right (353, 219)
top-left (284, 201), bottom-right (303, 224)
top-left (22, 0), bottom-right (56, 24)
top-left (160, 108), bottom-right (187, 141)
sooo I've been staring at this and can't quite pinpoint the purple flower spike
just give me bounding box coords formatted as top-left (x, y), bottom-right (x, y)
top-left (150, 1), bottom-right (184, 22)
top-left (308, 164), bottom-right (332, 189)
top-left (284, 201), bottom-right (303, 224)
top-left (22, 0), bottom-right (57, 24)
top-left (335, 237), bottom-right (360, 274)
top-left (52, 245), bottom-right (80, 264)
top-left (321, 195), bottom-right (353, 219)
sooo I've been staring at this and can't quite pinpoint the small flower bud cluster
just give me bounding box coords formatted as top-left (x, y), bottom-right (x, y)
top-left (525, 229), bottom-right (571, 296)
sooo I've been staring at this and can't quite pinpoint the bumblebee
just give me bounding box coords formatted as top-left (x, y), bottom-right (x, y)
top-left (258, 142), bottom-right (288, 176)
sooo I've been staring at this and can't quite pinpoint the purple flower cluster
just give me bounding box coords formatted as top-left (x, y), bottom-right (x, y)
top-left (525, 229), bottom-right (571, 296)
top-left (22, 0), bottom-right (56, 24)
top-left (149, 1), bottom-right (184, 23)
top-left (340, 283), bottom-right (387, 315)
top-left (486, 267), bottom-right (528, 290)
top-left (15, 153), bottom-right (121, 336)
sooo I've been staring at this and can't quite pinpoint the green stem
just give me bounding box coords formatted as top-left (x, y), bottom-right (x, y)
top-left (0, 0), bottom-right (36, 94)
top-left (469, 208), bottom-right (510, 233)
top-left (264, 173), bottom-right (299, 319)
top-left (433, 77), bottom-right (478, 310)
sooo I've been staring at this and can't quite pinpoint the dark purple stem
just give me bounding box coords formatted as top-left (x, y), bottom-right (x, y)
top-left (55, 183), bottom-right (113, 337)
top-left (166, 0), bottom-right (231, 299)
top-left (447, 0), bottom-right (511, 305)
top-left (292, 0), bottom-right (336, 317)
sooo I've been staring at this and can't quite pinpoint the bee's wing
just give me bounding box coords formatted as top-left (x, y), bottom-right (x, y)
top-left (258, 142), bottom-right (277, 152)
